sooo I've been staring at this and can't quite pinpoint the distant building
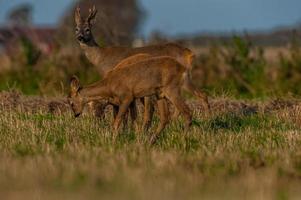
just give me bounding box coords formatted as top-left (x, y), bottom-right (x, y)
top-left (0, 26), bottom-right (57, 55)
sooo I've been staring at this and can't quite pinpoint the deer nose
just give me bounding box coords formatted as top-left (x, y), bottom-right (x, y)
top-left (77, 35), bottom-right (84, 41)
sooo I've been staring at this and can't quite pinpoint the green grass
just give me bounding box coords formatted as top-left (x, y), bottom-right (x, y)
top-left (1, 105), bottom-right (301, 200)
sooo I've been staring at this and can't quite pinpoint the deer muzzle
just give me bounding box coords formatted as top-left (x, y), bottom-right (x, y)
top-left (77, 35), bottom-right (85, 42)
top-left (74, 113), bottom-right (81, 118)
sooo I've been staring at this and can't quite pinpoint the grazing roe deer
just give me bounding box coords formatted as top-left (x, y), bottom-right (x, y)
top-left (74, 6), bottom-right (210, 122)
top-left (68, 56), bottom-right (192, 142)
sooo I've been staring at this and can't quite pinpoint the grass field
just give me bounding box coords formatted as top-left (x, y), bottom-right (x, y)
top-left (1, 8), bottom-right (301, 199)
top-left (1, 91), bottom-right (301, 199)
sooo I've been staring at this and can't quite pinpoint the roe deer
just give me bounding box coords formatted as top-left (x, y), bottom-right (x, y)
top-left (113, 53), bottom-right (157, 130)
top-left (101, 53), bottom-right (198, 131)
top-left (74, 6), bottom-right (210, 115)
top-left (75, 6), bottom-right (194, 73)
top-left (68, 56), bottom-right (192, 143)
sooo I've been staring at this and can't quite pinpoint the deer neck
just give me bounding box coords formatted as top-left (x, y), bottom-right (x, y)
top-left (79, 80), bottom-right (111, 102)
top-left (79, 39), bottom-right (106, 74)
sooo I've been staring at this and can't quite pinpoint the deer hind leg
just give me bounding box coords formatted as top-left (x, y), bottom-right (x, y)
top-left (182, 72), bottom-right (210, 112)
top-left (142, 97), bottom-right (154, 131)
top-left (150, 98), bottom-right (170, 145)
top-left (164, 87), bottom-right (192, 131)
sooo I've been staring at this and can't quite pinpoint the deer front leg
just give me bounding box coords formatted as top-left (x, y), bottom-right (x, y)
top-left (113, 97), bottom-right (133, 132)
top-left (112, 104), bottom-right (127, 129)
top-left (112, 103), bottom-right (135, 130)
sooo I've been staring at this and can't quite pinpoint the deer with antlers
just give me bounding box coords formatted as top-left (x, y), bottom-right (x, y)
top-left (74, 6), bottom-right (209, 128)
top-left (68, 56), bottom-right (192, 143)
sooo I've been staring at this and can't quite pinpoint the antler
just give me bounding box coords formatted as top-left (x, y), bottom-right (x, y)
top-left (87, 5), bottom-right (98, 24)
top-left (75, 6), bottom-right (83, 25)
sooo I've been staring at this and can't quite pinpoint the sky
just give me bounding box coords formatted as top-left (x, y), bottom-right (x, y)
top-left (0, 0), bottom-right (301, 37)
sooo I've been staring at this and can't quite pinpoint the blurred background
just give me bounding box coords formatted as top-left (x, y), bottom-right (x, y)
top-left (0, 0), bottom-right (301, 98)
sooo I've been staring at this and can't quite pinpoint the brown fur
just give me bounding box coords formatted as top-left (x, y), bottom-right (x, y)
top-left (75, 6), bottom-right (210, 111)
top-left (114, 53), bottom-right (151, 69)
top-left (113, 53), bottom-right (209, 129)
top-left (68, 57), bottom-right (192, 142)
top-left (113, 53), bottom-right (155, 129)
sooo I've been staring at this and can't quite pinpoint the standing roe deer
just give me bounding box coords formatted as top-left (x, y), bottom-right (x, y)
top-left (68, 56), bottom-right (192, 143)
top-left (74, 6), bottom-right (209, 124)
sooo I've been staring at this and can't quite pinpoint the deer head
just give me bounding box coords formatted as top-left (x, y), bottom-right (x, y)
top-left (74, 6), bottom-right (97, 44)
top-left (68, 75), bottom-right (85, 117)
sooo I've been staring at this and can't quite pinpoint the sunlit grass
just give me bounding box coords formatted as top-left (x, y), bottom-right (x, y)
top-left (1, 100), bottom-right (301, 199)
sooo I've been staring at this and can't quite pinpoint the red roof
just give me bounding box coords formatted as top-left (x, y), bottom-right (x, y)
top-left (0, 26), bottom-right (57, 54)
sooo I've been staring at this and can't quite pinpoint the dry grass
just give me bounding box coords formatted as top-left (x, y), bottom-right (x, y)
top-left (1, 91), bottom-right (301, 200)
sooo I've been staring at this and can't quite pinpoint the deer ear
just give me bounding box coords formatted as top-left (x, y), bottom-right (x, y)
top-left (70, 75), bottom-right (81, 94)
top-left (75, 6), bottom-right (83, 25)
top-left (87, 5), bottom-right (98, 25)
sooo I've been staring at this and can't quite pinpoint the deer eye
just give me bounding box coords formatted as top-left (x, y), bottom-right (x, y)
top-left (75, 28), bottom-right (79, 32)
top-left (85, 28), bottom-right (90, 33)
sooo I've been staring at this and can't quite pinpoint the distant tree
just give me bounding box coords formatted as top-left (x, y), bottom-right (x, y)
top-left (7, 4), bottom-right (33, 26)
top-left (57, 0), bottom-right (145, 46)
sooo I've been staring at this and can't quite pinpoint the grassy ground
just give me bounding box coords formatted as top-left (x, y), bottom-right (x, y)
top-left (1, 92), bottom-right (301, 200)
